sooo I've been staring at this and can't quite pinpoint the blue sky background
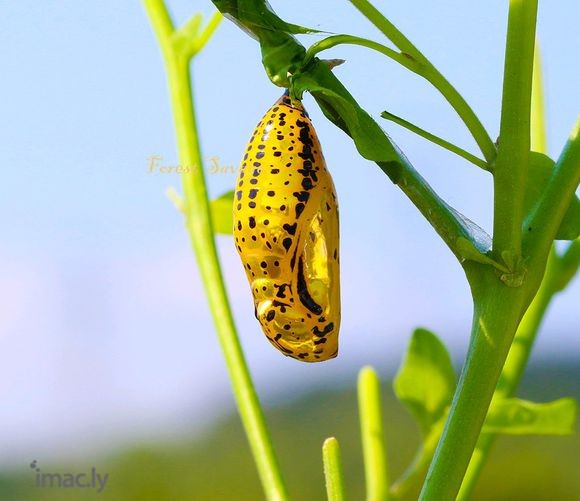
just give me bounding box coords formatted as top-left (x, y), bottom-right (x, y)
top-left (0, 0), bottom-right (578, 466)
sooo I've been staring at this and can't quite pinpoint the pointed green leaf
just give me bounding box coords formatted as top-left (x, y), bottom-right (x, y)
top-left (394, 328), bottom-right (456, 435)
top-left (456, 237), bottom-right (508, 272)
top-left (210, 190), bottom-right (234, 235)
top-left (484, 397), bottom-right (577, 435)
top-left (526, 152), bottom-right (580, 240)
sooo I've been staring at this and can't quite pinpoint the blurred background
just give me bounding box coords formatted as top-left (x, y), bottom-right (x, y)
top-left (0, 1), bottom-right (578, 499)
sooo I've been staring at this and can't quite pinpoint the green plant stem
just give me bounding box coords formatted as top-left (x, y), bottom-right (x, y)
top-left (348, 0), bottom-right (496, 164)
top-left (493, 0), bottom-right (538, 259)
top-left (143, 2), bottom-right (288, 500)
top-left (418, 4), bottom-right (539, 497)
top-left (457, 37), bottom-right (552, 497)
top-left (358, 367), bottom-right (390, 501)
top-left (306, 34), bottom-right (412, 70)
top-left (380, 111), bottom-right (490, 171)
top-left (419, 274), bottom-right (527, 500)
top-left (323, 438), bottom-right (346, 501)
top-left (458, 241), bottom-right (580, 499)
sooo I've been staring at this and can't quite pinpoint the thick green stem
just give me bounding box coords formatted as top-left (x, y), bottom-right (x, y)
top-left (458, 240), bottom-right (580, 499)
top-left (393, 242), bottom-right (579, 500)
top-left (143, 2), bottom-right (287, 499)
top-left (493, 0), bottom-right (538, 258)
top-left (419, 275), bottom-right (526, 500)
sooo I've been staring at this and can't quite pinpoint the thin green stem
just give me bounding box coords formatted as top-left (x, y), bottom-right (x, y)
top-left (358, 367), bottom-right (390, 501)
top-left (143, 2), bottom-right (287, 500)
top-left (305, 34), bottom-right (419, 71)
top-left (347, 0), bottom-right (425, 60)
top-left (348, 0), bottom-right (496, 164)
top-left (323, 438), bottom-right (346, 501)
top-left (380, 111), bottom-right (490, 171)
top-left (493, 0), bottom-right (538, 259)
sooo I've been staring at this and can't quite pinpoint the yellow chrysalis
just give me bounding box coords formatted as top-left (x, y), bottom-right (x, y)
top-left (233, 92), bottom-right (341, 362)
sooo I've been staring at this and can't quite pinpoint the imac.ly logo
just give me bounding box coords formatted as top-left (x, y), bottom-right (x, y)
top-left (30, 460), bottom-right (109, 493)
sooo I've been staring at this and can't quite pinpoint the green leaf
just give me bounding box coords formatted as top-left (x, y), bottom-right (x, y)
top-left (526, 152), bottom-right (580, 240)
top-left (484, 397), bottom-right (577, 435)
top-left (292, 61), bottom-right (404, 171)
top-left (210, 190), bottom-right (234, 235)
top-left (394, 328), bottom-right (456, 435)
